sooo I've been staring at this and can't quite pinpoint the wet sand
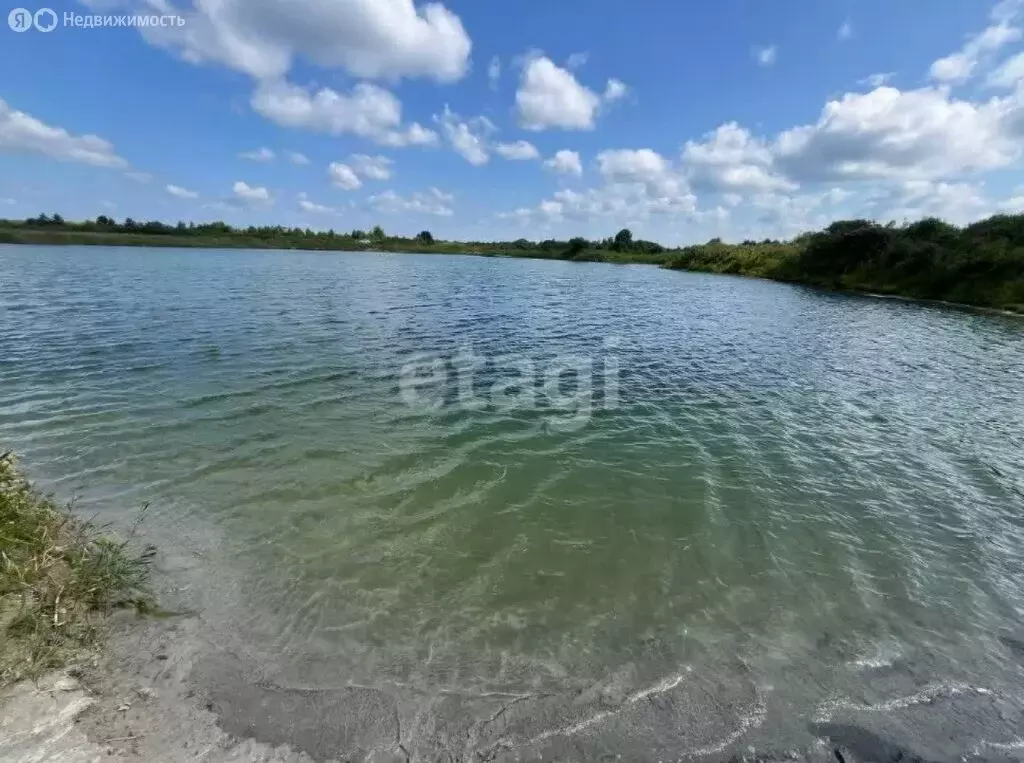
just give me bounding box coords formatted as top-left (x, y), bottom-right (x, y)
top-left (4, 609), bottom-right (1024, 762)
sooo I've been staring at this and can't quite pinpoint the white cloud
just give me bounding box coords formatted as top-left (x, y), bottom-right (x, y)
top-left (436, 106), bottom-right (495, 165)
top-left (604, 78), bottom-right (628, 102)
top-left (123, 0), bottom-right (471, 83)
top-left (251, 79), bottom-right (438, 147)
top-left (378, 122), bottom-right (439, 147)
top-left (370, 187), bottom-right (454, 216)
top-left (239, 147), bottom-right (275, 162)
top-left (0, 98), bottom-right (127, 168)
top-left (823, 187), bottom-right (853, 204)
top-left (125, 171), bottom-right (152, 182)
top-left (544, 149), bottom-right (583, 176)
top-left (328, 162), bottom-right (362, 190)
top-left (754, 46), bottom-right (778, 67)
top-left (999, 192), bottom-right (1024, 212)
top-left (297, 192), bottom-right (335, 214)
top-left (745, 191), bottom-right (832, 237)
top-left (987, 51), bottom-right (1024, 88)
top-left (539, 199), bottom-right (564, 221)
top-left (597, 148), bottom-right (669, 183)
top-left (682, 123), bottom-right (794, 192)
top-left (566, 52), bottom-right (590, 70)
top-left (838, 20), bottom-right (853, 40)
top-left (504, 179), bottom-right (697, 227)
top-left (166, 184), bottom-right (199, 199)
top-left (494, 140), bottom-right (540, 160)
top-left (350, 154), bottom-right (394, 180)
top-left (516, 56), bottom-right (602, 131)
top-left (860, 72), bottom-right (895, 88)
top-left (930, 5), bottom-right (1022, 84)
top-left (287, 151), bottom-right (310, 165)
top-left (864, 180), bottom-right (991, 225)
top-left (773, 86), bottom-right (1018, 182)
top-left (232, 180), bottom-right (272, 204)
top-left (488, 55), bottom-right (501, 90)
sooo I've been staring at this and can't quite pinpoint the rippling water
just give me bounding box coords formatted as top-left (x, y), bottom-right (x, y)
top-left (3, 245), bottom-right (1024, 754)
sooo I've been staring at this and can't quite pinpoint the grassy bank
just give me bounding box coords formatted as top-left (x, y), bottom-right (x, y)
top-left (666, 217), bottom-right (1024, 313)
top-left (0, 451), bottom-right (154, 685)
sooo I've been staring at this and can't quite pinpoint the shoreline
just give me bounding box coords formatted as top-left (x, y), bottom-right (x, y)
top-left (4, 238), bottom-right (1023, 318)
top-left (6, 590), bottom-right (1024, 762)
top-left (3, 453), bottom-right (1024, 761)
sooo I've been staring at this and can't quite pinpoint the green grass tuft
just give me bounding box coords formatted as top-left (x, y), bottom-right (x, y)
top-left (0, 450), bottom-right (155, 685)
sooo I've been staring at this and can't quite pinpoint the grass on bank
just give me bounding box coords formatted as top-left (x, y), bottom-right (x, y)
top-left (0, 451), bottom-right (155, 686)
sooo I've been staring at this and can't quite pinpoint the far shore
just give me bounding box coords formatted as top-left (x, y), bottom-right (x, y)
top-left (3, 211), bottom-right (1023, 315)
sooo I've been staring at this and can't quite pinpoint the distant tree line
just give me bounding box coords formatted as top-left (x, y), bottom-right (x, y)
top-left (2, 212), bottom-right (1023, 310)
top-left (0, 215), bottom-right (670, 263)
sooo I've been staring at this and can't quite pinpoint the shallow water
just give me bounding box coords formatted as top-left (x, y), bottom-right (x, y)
top-left (3, 245), bottom-right (1024, 754)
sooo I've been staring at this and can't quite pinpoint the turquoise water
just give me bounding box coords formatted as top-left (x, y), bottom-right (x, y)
top-left (3, 245), bottom-right (1024, 744)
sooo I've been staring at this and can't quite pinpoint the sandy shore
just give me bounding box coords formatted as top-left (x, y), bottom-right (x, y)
top-left (4, 606), bottom-right (1024, 762)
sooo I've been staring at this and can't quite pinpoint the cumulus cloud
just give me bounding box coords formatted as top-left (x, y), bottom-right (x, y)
top-left (515, 55), bottom-right (626, 130)
top-left (239, 147), bottom-right (275, 162)
top-left (544, 149), bottom-right (583, 176)
top-left (350, 154), bottom-right (394, 180)
top-left (682, 123), bottom-right (794, 192)
top-left (328, 162), bottom-right (362, 190)
top-left (166, 184), bottom-right (198, 199)
top-left (232, 180), bottom-right (272, 204)
top-left (251, 79), bottom-right (438, 147)
top-left (494, 140), bottom-right (540, 160)
top-left (297, 192), bottom-right (335, 214)
top-left (596, 148), bottom-right (682, 193)
top-left (503, 180), bottom-right (697, 228)
top-left (119, 0), bottom-right (471, 83)
top-left (369, 187), bottom-right (454, 216)
top-left (862, 180), bottom-right (992, 225)
top-left (754, 46), bottom-right (778, 67)
top-left (0, 98), bottom-right (127, 168)
top-left (497, 2), bottom-right (1024, 245)
top-left (773, 86), bottom-right (1019, 182)
top-left (287, 151), bottom-right (310, 165)
top-left (436, 106), bottom-right (495, 165)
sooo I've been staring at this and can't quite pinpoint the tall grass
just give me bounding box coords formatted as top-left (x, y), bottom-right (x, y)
top-left (0, 451), bottom-right (154, 685)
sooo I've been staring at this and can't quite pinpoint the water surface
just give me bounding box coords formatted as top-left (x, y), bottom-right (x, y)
top-left (3, 245), bottom-right (1024, 756)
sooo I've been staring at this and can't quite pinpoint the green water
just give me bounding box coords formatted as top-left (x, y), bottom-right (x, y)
top-left (2, 245), bottom-right (1024, 750)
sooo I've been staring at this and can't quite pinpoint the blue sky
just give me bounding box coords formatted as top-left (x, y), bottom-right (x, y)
top-left (2, 0), bottom-right (1024, 244)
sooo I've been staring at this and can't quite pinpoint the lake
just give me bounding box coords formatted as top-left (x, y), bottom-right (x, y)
top-left (2, 244), bottom-right (1024, 760)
